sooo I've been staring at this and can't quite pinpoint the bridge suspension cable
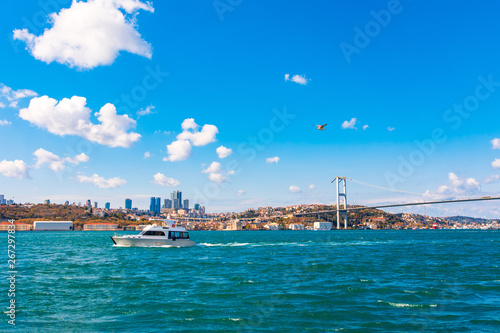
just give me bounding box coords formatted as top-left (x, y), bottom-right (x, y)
top-left (347, 178), bottom-right (424, 196)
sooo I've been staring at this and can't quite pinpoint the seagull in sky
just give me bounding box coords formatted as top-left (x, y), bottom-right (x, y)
top-left (315, 124), bottom-right (327, 130)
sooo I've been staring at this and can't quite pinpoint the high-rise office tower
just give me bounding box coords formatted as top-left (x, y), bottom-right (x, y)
top-left (164, 199), bottom-right (172, 209)
top-left (105, 202), bottom-right (111, 210)
top-left (155, 197), bottom-right (161, 213)
top-left (125, 198), bottom-right (132, 210)
top-left (183, 199), bottom-right (189, 211)
top-left (150, 197), bottom-right (156, 212)
top-left (173, 198), bottom-right (179, 209)
top-left (171, 191), bottom-right (182, 208)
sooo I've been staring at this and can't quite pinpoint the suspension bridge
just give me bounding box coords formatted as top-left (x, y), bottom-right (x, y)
top-left (294, 177), bottom-right (500, 229)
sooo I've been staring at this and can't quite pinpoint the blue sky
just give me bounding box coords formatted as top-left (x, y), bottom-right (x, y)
top-left (1, 0), bottom-right (500, 217)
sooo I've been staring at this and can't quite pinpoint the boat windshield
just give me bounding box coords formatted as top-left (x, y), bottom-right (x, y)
top-left (143, 231), bottom-right (166, 236)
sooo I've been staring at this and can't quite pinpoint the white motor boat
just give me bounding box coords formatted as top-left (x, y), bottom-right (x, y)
top-left (110, 219), bottom-right (195, 247)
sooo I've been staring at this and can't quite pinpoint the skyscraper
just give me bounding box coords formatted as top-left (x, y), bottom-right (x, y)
top-left (94, 202), bottom-right (98, 208)
top-left (150, 197), bottom-right (156, 212)
top-left (0, 195), bottom-right (4, 205)
top-left (164, 199), bottom-right (172, 209)
top-left (173, 198), bottom-right (179, 209)
top-left (86, 200), bottom-right (91, 207)
top-left (105, 202), bottom-right (111, 210)
top-left (171, 191), bottom-right (182, 208)
top-left (183, 199), bottom-right (189, 211)
top-left (125, 198), bottom-right (132, 210)
top-left (194, 203), bottom-right (200, 210)
top-left (155, 197), bottom-right (161, 213)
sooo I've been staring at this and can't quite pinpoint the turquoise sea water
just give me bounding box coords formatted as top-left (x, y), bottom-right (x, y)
top-left (3, 230), bottom-right (500, 332)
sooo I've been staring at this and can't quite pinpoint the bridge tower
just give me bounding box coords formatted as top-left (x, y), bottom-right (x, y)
top-left (334, 176), bottom-right (348, 229)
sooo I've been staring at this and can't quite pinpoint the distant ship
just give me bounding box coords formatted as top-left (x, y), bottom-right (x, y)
top-left (110, 219), bottom-right (195, 247)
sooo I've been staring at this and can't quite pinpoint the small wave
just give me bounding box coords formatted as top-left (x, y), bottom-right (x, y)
top-left (378, 300), bottom-right (437, 308)
top-left (197, 242), bottom-right (251, 247)
top-left (229, 318), bottom-right (242, 321)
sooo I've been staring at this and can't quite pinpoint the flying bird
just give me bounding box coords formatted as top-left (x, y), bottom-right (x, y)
top-left (315, 124), bottom-right (327, 130)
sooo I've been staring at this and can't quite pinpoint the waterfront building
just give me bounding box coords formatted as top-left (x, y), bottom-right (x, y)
top-left (83, 223), bottom-right (118, 231)
top-left (288, 223), bottom-right (305, 230)
top-left (34, 221), bottom-right (73, 231)
top-left (125, 198), bottom-right (132, 210)
top-left (0, 223), bottom-right (31, 231)
top-left (313, 222), bottom-right (332, 230)
top-left (183, 199), bottom-right (189, 211)
top-left (105, 202), bottom-right (111, 210)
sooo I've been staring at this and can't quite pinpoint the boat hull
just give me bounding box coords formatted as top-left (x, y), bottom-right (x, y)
top-left (110, 236), bottom-right (196, 247)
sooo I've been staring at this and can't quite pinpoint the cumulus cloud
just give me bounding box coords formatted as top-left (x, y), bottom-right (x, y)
top-left (289, 185), bottom-right (301, 194)
top-left (202, 161), bottom-right (232, 184)
top-left (388, 127), bottom-right (395, 131)
top-left (0, 120), bottom-right (11, 126)
top-left (19, 95), bottom-right (141, 148)
top-left (13, 0), bottom-right (154, 69)
top-left (236, 189), bottom-right (246, 196)
top-left (34, 148), bottom-right (89, 171)
top-left (284, 73), bottom-right (308, 85)
top-left (77, 173), bottom-right (127, 188)
top-left (216, 145), bottom-right (232, 159)
top-left (153, 172), bottom-right (180, 187)
top-left (308, 184), bottom-right (316, 190)
top-left (492, 159), bottom-right (500, 169)
top-left (341, 118), bottom-right (357, 129)
top-left (144, 151), bottom-right (151, 158)
top-left (363, 124), bottom-right (369, 130)
top-left (164, 140), bottom-right (192, 162)
top-left (266, 156), bottom-right (280, 164)
top-left (164, 118), bottom-right (218, 161)
top-left (137, 105), bottom-right (155, 117)
top-left (492, 138), bottom-right (500, 150)
top-left (424, 172), bottom-right (481, 200)
top-left (177, 119), bottom-right (218, 146)
top-left (0, 160), bottom-right (30, 179)
top-left (0, 83), bottom-right (37, 108)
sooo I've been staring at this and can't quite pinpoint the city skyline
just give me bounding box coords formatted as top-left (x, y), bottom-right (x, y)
top-left (0, 1), bottom-right (500, 217)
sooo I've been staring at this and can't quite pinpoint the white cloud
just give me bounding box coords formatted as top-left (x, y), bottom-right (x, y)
top-left (144, 151), bottom-right (151, 158)
top-left (0, 120), bottom-right (11, 126)
top-left (165, 118), bottom-right (218, 161)
top-left (289, 185), bottom-right (301, 194)
top-left (492, 158), bottom-right (500, 169)
top-left (202, 161), bottom-right (231, 184)
top-left (0, 160), bottom-right (30, 179)
top-left (388, 127), bottom-right (395, 131)
top-left (19, 95), bottom-right (141, 148)
top-left (34, 148), bottom-right (89, 171)
top-left (341, 118), bottom-right (357, 129)
top-left (165, 140), bottom-right (191, 162)
top-left (152, 173), bottom-right (180, 187)
top-left (424, 172), bottom-right (481, 200)
top-left (216, 145), bottom-right (232, 159)
top-left (77, 173), bottom-right (127, 188)
top-left (177, 120), bottom-right (218, 146)
top-left (284, 74), bottom-right (308, 85)
top-left (236, 190), bottom-right (246, 196)
top-left (484, 175), bottom-right (500, 184)
top-left (13, 0), bottom-right (154, 69)
top-left (266, 156), bottom-right (280, 164)
top-left (363, 124), bottom-right (369, 130)
top-left (492, 138), bottom-right (500, 150)
top-left (308, 184), bottom-right (316, 190)
top-left (137, 105), bottom-right (155, 117)
top-left (0, 83), bottom-right (38, 108)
